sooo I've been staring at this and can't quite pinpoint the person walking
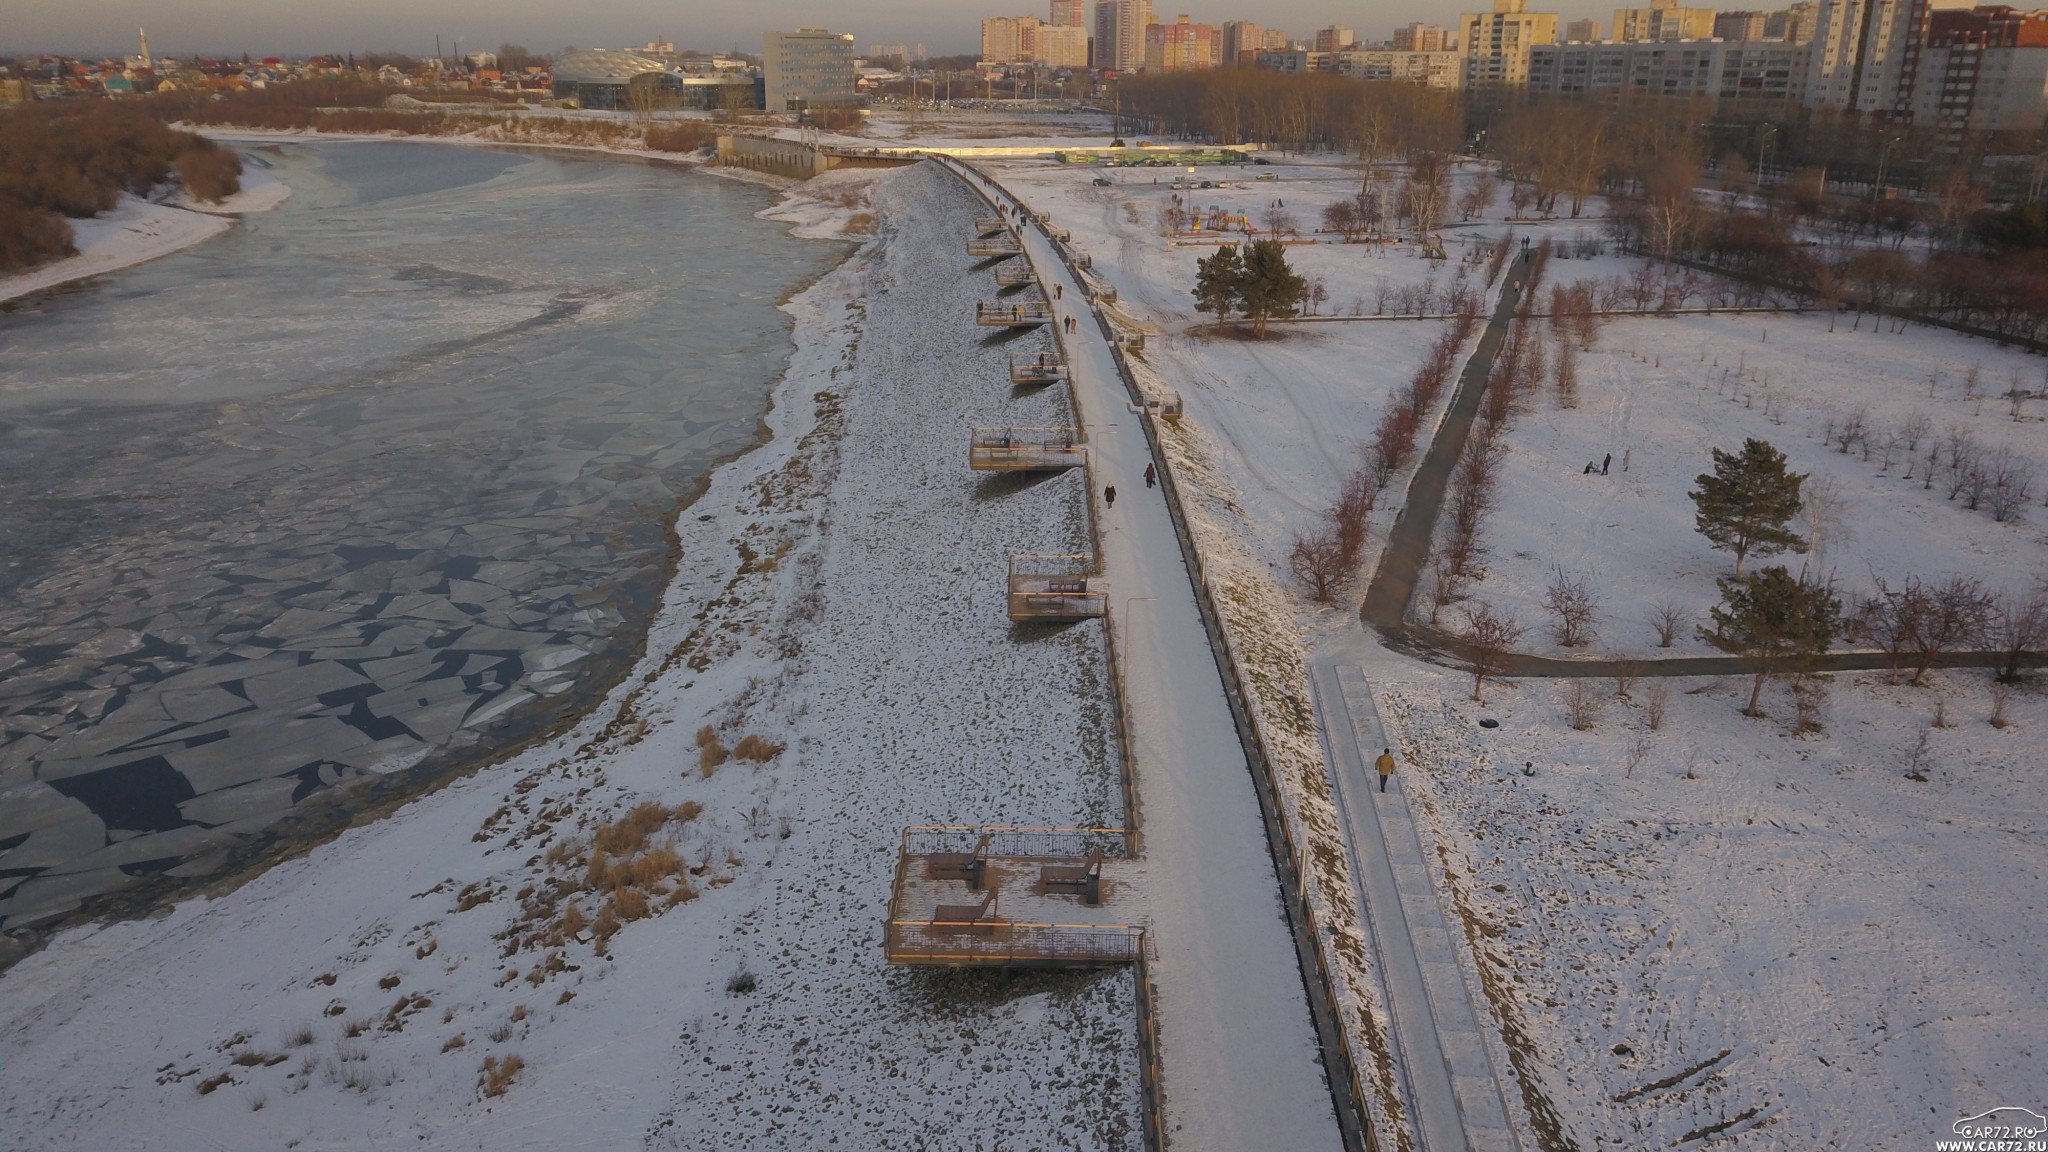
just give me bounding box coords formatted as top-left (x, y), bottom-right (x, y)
top-left (1104, 484), bottom-right (1117, 508)
top-left (1055, 283), bottom-right (1063, 299)
top-left (1601, 452), bottom-right (1612, 475)
top-left (1143, 462), bottom-right (1156, 488)
top-left (1376, 747), bottom-right (1396, 793)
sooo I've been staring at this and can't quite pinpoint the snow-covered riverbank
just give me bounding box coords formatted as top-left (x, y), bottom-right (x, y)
top-left (0, 167), bottom-right (289, 307)
top-left (0, 161), bottom-right (1138, 1150)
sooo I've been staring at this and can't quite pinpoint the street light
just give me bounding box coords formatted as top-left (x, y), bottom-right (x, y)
top-left (1874, 135), bottom-right (1904, 200)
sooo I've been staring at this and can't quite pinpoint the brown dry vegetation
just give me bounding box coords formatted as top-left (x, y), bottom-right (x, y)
top-left (503, 800), bottom-right (704, 960)
top-left (478, 1054), bottom-right (524, 1098)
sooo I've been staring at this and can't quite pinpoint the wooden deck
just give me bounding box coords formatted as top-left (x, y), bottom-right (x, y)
top-left (968, 235), bottom-right (1024, 257)
top-left (977, 299), bottom-right (1053, 327)
top-left (1007, 554), bottom-right (1105, 619)
top-left (886, 827), bottom-right (1143, 968)
top-left (1009, 349), bottom-right (1067, 384)
top-left (994, 260), bottom-right (1036, 286)
top-left (970, 427), bottom-right (1084, 471)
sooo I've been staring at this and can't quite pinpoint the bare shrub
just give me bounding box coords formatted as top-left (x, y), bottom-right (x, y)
top-left (1331, 469), bottom-right (1378, 567)
top-left (1553, 338), bottom-right (1579, 409)
top-left (1624, 733), bottom-right (1652, 777)
top-left (1645, 680), bottom-right (1669, 730)
top-left (594, 802), bottom-right (672, 856)
top-left (1543, 566), bottom-right (1599, 647)
top-left (726, 967), bottom-right (758, 996)
top-left (1561, 679), bottom-right (1599, 729)
top-left (1983, 449), bottom-right (2033, 523)
top-left (1790, 673), bottom-right (1829, 734)
top-left (1649, 601), bottom-right (1687, 647)
top-left (1990, 682), bottom-right (2012, 728)
top-left (643, 121), bottom-right (716, 153)
top-left (441, 1034), bottom-right (466, 1053)
top-left (1612, 661), bottom-right (1641, 701)
top-left (1461, 602), bottom-right (1526, 703)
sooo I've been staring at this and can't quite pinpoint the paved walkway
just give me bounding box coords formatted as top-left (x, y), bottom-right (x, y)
top-left (943, 161), bottom-right (1345, 1152)
top-left (1312, 658), bottom-right (1520, 1152)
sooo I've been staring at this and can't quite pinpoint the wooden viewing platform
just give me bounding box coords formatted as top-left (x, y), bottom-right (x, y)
top-left (1009, 349), bottom-right (1067, 384)
top-left (977, 299), bottom-right (1053, 327)
top-left (970, 427), bottom-right (1085, 471)
top-left (1007, 554), bottom-right (1105, 619)
top-left (994, 260), bottom-right (1036, 286)
top-left (885, 826), bottom-right (1143, 968)
top-left (968, 235), bottom-right (1024, 257)
top-left (974, 215), bottom-right (1010, 235)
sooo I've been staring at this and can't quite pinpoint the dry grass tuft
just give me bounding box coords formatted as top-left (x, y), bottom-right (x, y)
top-left (479, 1054), bottom-right (524, 1098)
top-left (697, 725), bottom-right (731, 777)
top-left (731, 734), bottom-right (784, 762)
top-left (441, 1034), bottom-right (466, 1052)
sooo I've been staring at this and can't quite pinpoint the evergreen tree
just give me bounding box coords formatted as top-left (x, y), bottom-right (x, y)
top-left (1192, 243), bottom-right (1241, 327)
top-left (1699, 565), bottom-right (1842, 716)
top-left (1690, 437), bottom-right (1807, 574)
top-left (1236, 238), bottom-right (1308, 339)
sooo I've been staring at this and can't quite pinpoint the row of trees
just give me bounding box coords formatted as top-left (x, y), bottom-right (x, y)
top-left (0, 99), bottom-right (241, 273)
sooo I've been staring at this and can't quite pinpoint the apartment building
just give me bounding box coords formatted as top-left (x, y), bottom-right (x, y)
top-left (1613, 0), bottom-right (1719, 41)
top-left (1335, 48), bottom-right (1467, 86)
top-left (1911, 4), bottom-right (2048, 131)
top-left (1715, 10), bottom-right (1772, 38)
top-left (1805, 0), bottom-right (1973, 115)
top-left (1049, 0), bottom-right (1088, 25)
top-left (1565, 18), bottom-right (1605, 40)
top-left (1394, 23), bottom-right (1455, 50)
top-left (1460, 0), bottom-right (1561, 86)
top-left (1094, 0), bottom-right (1155, 71)
top-left (982, 16), bottom-right (1040, 62)
top-left (1314, 26), bottom-right (1358, 51)
top-left (1145, 14), bottom-right (1222, 69)
top-left (1528, 37), bottom-right (1809, 101)
top-left (1036, 24), bottom-right (1090, 65)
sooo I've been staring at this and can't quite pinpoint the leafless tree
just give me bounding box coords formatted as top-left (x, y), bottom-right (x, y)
top-left (1645, 680), bottom-right (1670, 730)
top-left (1456, 169), bottom-right (1497, 221)
top-left (1290, 529), bottom-right (1348, 602)
top-left (1561, 679), bottom-right (1599, 729)
top-left (1461, 602), bottom-right (1526, 703)
top-left (1865, 574), bottom-right (1995, 685)
top-left (1790, 673), bottom-right (1829, 734)
top-left (1321, 199), bottom-right (1366, 243)
top-left (1797, 474), bottom-right (1850, 584)
top-left (1990, 681), bottom-right (2013, 728)
top-left (1992, 586), bottom-right (2048, 683)
top-left (1650, 601), bottom-right (1688, 647)
top-left (1554, 337), bottom-right (1579, 409)
top-left (1543, 566), bottom-right (1600, 647)
top-left (1264, 204), bottom-right (1298, 237)
top-left (1983, 450), bottom-right (2034, 523)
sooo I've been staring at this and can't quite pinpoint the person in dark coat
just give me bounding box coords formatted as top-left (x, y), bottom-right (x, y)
top-left (1104, 485), bottom-right (1117, 508)
top-left (1601, 453), bottom-right (1612, 475)
top-left (1143, 463), bottom-right (1156, 487)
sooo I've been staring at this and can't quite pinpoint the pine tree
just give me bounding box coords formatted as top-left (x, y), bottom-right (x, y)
top-left (1236, 238), bottom-right (1308, 339)
top-left (1699, 565), bottom-right (1842, 716)
top-left (1192, 243), bottom-right (1241, 328)
top-left (1690, 437), bottom-right (1807, 574)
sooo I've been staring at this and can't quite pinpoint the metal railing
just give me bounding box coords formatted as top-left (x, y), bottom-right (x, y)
top-left (902, 825), bottom-right (1130, 860)
top-left (886, 919), bottom-right (1144, 965)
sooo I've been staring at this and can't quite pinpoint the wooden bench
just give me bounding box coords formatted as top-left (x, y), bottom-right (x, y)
top-left (926, 833), bottom-right (990, 889)
top-left (930, 891), bottom-right (999, 935)
top-left (1040, 852), bottom-right (1104, 906)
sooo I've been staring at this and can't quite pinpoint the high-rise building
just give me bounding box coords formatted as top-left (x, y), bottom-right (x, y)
top-left (1050, 0), bottom-right (1088, 25)
top-left (1145, 14), bottom-right (1221, 69)
top-left (763, 28), bottom-right (857, 110)
top-left (1803, 0), bottom-right (1970, 115)
top-left (1094, 0), bottom-right (1156, 71)
top-left (1222, 21), bottom-right (1264, 64)
top-left (1314, 26), bottom-right (1357, 52)
top-left (1528, 37), bottom-right (1809, 101)
top-left (1459, 0), bottom-right (1560, 87)
top-left (1767, 2), bottom-right (1819, 44)
top-left (1036, 23), bottom-right (1090, 66)
top-left (1612, 0), bottom-right (1718, 41)
top-left (983, 16), bottom-right (1042, 63)
top-left (1393, 23), bottom-right (1452, 51)
top-left (1715, 10), bottom-right (1771, 39)
top-left (1564, 18), bottom-right (1603, 40)
top-left (1260, 28), bottom-right (1290, 49)
top-left (1910, 4), bottom-right (2048, 132)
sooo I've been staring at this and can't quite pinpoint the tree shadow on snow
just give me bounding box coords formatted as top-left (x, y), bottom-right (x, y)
top-left (1009, 618), bottom-right (1088, 643)
top-left (894, 964), bottom-right (1116, 1011)
top-left (973, 470), bottom-right (1063, 501)
top-left (979, 326), bottom-right (1040, 348)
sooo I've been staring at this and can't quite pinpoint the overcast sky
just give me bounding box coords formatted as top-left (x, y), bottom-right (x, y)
top-left (12, 0), bottom-right (1617, 59)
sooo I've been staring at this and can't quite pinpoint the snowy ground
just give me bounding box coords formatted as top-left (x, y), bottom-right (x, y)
top-left (1478, 309), bottom-right (2048, 657)
top-left (981, 145), bottom-right (2048, 1148)
top-left (1374, 655), bottom-right (2048, 1150)
top-left (0, 196), bottom-right (233, 307)
top-left (0, 163), bottom-right (1139, 1150)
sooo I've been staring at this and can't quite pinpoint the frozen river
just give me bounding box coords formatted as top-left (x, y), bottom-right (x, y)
top-left (0, 140), bottom-right (847, 933)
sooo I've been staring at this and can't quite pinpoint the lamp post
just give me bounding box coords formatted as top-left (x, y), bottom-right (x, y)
top-left (1874, 135), bottom-right (1904, 201)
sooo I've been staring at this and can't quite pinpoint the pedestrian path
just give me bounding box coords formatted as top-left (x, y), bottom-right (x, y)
top-left (943, 159), bottom-right (1346, 1152)
top-left (1311, 657), bottom-right (1521, 1152)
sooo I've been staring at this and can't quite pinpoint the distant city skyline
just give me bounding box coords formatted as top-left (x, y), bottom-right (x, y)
top-left (10, 0), bottom-right (1629, 59)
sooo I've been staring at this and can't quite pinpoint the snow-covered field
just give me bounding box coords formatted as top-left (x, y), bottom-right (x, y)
top-left (1480, 309), bottom-right (2048, 656)
top-left (0, 163), bottom-right (1139, 1150)
top-left (982, 147), bottom-right (2048, 1148)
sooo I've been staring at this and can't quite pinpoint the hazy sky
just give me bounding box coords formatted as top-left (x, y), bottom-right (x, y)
top-left (13, 0), bottom-right (1616, 59)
